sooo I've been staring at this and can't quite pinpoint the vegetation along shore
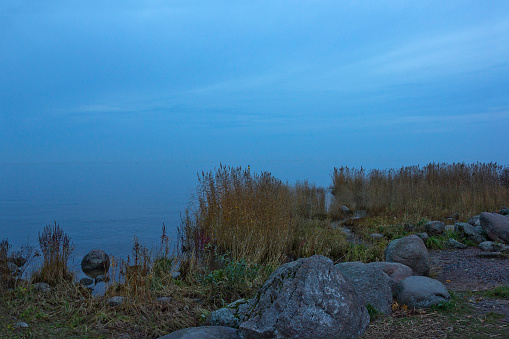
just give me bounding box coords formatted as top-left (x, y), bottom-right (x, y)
top-left (1, 162), bottom-right (509, 338)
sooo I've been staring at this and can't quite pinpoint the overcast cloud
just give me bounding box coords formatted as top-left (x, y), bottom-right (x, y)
top-left (1, 0), bottom-right (508, 167)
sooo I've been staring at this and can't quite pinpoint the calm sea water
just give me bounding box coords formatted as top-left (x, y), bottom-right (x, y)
top-left (0, 160), bottom-right (339, 275)
top-left (0, 162), bottom-right (202, 272)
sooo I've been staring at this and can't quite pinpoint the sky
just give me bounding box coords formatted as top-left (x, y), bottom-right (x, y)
top-left (1, 0), bottom-right (509, 170)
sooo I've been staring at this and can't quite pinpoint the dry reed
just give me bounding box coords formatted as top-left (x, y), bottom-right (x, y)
top-left (179, 165), bottom-right (340, 265)
top-left (330, 162), bottom-right (509, 220)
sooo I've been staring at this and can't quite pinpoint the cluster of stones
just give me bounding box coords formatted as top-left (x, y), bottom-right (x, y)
top-left (160, 209), bottom-right (509, 339)
top-left (160, 240), bottom-right (445, 338)
top-left (419, 211), bottom-right (509, 256)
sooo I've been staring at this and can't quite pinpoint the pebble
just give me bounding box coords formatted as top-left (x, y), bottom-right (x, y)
top-left (107, 296), bottom-right (125, 307)
top-left (15, 322), bottom-right (28, 328)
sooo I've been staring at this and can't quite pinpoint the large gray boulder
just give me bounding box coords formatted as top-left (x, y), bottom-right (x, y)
top-left (396, 276), bottom-right (450, 309)
top-left (385, 235), bottom-right (430, 276)
top-left (335, 262), bottom-right (393, 314)
top-left (366, 262), bottom-right (413, 294)
top-left (454, 222), bottom-right (487, 244)
top-left (81, 249), bottom-right (110, 277)
top-left (238, 255), bottom-right (369, 339)
top-left (210, 298), bottom-right (255, 328)
top-left (158, 326), bottom-right (239, 339)
top-left (424, 221), bottom-right (445, 235)
top-left (480, 212), bottom-right (509, 244)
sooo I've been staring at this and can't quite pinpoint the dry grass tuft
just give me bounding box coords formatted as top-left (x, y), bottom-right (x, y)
top-left (31, 222), bottom-right (74, 286)
top-left (179, 165), bottom-right (340, 265)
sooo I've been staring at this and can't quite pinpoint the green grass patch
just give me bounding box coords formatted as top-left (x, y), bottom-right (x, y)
top-left (483, 285), bottom-right (509, 298)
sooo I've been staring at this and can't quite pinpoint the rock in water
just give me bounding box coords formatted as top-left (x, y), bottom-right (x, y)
top-left (480, 212), bottom-right (509, 244)
top-left (385, 235), bottom-right (430, 276)
top-left (80, 277), bottom-right (94, 286)
top-left (81, 249), bottom-right (110, 277)
top-left (238, 255), bottom-right (369, 339)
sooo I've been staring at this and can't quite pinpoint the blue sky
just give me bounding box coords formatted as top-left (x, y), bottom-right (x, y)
top-left (1, 0), bottom-right (509, 169)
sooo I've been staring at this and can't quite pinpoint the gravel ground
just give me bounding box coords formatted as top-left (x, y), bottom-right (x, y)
top-left (430, 247), bottom-right (509, 324)
top-left (430, 247), bottom-right (509, 291)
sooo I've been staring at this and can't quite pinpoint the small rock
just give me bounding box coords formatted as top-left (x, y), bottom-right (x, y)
top-left (210, 299), bottom-right (255, 328)
top-left (447, 239), bottom-right (467, 249)
top-left (468, 215), bottom-right (481, 226)
top-left (478, 241), bottom-right (498, 252)
top-left (449, 212), bottom-right (460, 220)
top-left (499, 208), bottom-right (509, 216)
top-left (33, 282), bottom-right (51, 293)
top-left (15, 322), bottom-right (29, 328)
top-left (158, 326), bottom-right (239, 339)
top-left (341, 205), bottom-right (350, 213)
top-left (425, 221), bottom-right (445, 235)
top-left (416, 232), bottom-right (429, 241)
top-left (80, 277), bottom-right (94, 286)
top-left (107, 296), bottom-right (125, 307)
top-left (171, 271), bottom-right (181, 279)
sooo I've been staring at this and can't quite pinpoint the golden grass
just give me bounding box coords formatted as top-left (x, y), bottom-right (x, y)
top-left (179, 165), bottom-right (344, 265)
top-left (330, 162), bottom-right (509, 220)
top-left (31, 222), bottom-right (74, 286)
